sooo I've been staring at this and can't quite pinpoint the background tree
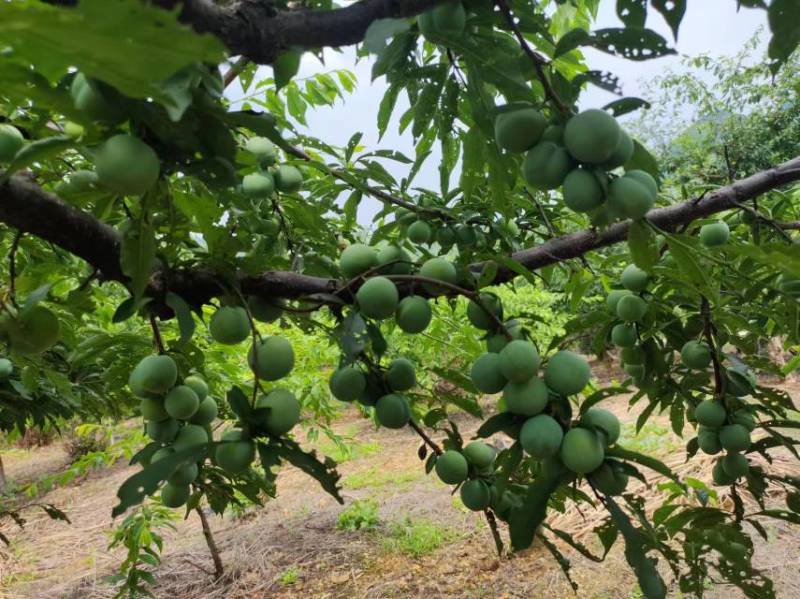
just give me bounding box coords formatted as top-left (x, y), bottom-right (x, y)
top-left (1, 1), bottom-right (800, 597)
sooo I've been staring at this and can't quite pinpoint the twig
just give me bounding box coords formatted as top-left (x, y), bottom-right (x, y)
top-left (700, 297), bottom-right (724, 399)
top-left (493, 0), bottom-right (569, 113)
top-left (222, 57), bottom-right (249, 90)
top-left (270, 197), bottom-right (295, 253)
top-left (408, 419), bottom-right (442, 455)
top-left (484, 508), bottom-right (505, 555)
top-left (8, 230), bottom-right (22, 307)
top-left (77, 266), bottom-right (99, 291)
top-left (730, 199), bottom-right (794, 243)
top-left (195, 506), bottom-right (224, 579)
top-left (149, 312), bottom-right (166, 354)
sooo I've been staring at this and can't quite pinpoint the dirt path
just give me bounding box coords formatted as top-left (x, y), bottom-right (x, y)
top-left (1, 387), bottom-right (799, 598)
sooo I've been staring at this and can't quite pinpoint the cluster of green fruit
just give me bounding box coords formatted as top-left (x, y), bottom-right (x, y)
top-left (339, 241), bottom-right (461, 328)
top-left (693, 398), bottom-right (755, 485)
top-left (241, 136), bottom-right (303, 199)
top-left (129, 355), bottom-right (216, 508)
top-left (207, 297), bottom-right (293, 382)
top-left (606, 264), bottom-right (652, 383)
top-left (329, 357), bottom-right (417, 429)
top-left (434, 442), bottom-right (505, 512)
top-left (394, 207), bottom-right (495, 254)
top-left (0, 305), bottom-right (61, 355)
top-left (494, 106), bottom-right (658, 224)
top-left (0, 123), bottom-right (26, 163)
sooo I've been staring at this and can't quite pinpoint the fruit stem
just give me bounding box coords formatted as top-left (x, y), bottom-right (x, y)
top-left (148, 312), bottom-right (166, 354)
top-left (700, 296), bottom-right (724, 400)
top-left (408, 418), bottom-right (442, 456)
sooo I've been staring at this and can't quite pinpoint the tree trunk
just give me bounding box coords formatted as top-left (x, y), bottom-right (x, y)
top-left (195, 506), bottom-right (224, 579)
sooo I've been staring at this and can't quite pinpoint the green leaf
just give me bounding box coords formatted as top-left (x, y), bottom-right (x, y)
top-left (119, 218), bottom-right (156, 302)
top-left (604, 97), bottom-right (651, 117)
top-left (508, 469), bottom-right (565, 550)
top-left (165, 292), bottom-right (195, 349)
top-left (112, 444), bottom-right (209, 517)
top-left (226, 386), bottom-right (251, 421)
top-left (606, 446), bottom-right (682, 484)
top-left (590, 28), bottom-right (676, 61)
top-left (624, 140), bottom-right (660, 180)
top-left (1, 136), bottom-right (74, 181)
top-left (275, 439), bottom-right (343, 503)
top-left (767, 0), bottom-right (800, 71)
top-left (554, 28), bottom-right (591, 58)
top-left (363, 18), bottom-right (411, 54)
top-left (476, 412), bottom-right (517, 438)
top-left (273, 51), bottom-right (302, 90)
top-left (0, 0), bottom-right (223, 105)
top-left (651, 0), bottom-right (687, 40)
top-left (616, 0), bottom-right (647, 28)
top-left (627, 220), bottom-right (659, 271)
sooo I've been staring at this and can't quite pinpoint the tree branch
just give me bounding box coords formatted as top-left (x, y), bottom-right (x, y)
top-left (1, 156), bottom-right (799, 314)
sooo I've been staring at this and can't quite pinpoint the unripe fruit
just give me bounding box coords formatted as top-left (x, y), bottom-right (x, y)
top-left (190, 397), bottom-right (218, 426)
top-left (242, 172), bottom-right (275, 198)
top-left (564, 109), bottom-right (621, 164)
top-left (0, 358), bottom-right (12, 381)
top-left (719, 424), bottom-right (751, 452)
top-left (8, 306), bottom-right (60, 355)
top-left (699, 221), bottom-right (730, 247)
top-left (589, 460), bottom-right (628, 495)
top-left (523, 141), bottom-right (574, 190)
top-left (161, 482), bottom-right (191, 508)
top-left (542, 124), bottom-right (564, 143)
top-left (169, 462), bottom-right (199, 486)
top-left (375, 393), bottom-right (411, 429)
top-left (395, 296), bottom-right (432, 334)
top-left (151, 447), bottom-right (174, 463)
top-left (470, 353), bottom-right (507, 394)
top-left (694, 401), bottom-right (726, 428)
top-left (486, 320), bottom-right (524, 353)
top-left (173, 424), bottom-right (209, 452)
top-left (503, 377), bottom-right (548, 416)
top-left (455, 223), bottom-right (477, 246)
top-left (520, 414), bottom-right (563, 459)
top-left (165, 385), bottom-right (200, 420)
top-left (580, 408), bottom-right (621, 446)
top-left (248, 296), bottom-right (285, 323)
top-left (624, 363), bottom-right (645, 379)
top-left (731, 410), bottom-right (756, 432)
top-left (386, 358), bottom-right (416, 391)
top-left (183, 375), bottom-right (208, 401)
top-left (712, 459), bottom-right (736, 486)
top-left (562, 168), bottom-right (605, 213)
top-left (209, 306), bottom-right (250, 345)
top-left (248, 336), bottom-right (294, 381)
top-left (602, 129), bottom-right (634, 170)
top-left (146, 418), bottom-right (179, 443)
top-left (274, 165), bottom-right (303, 193)
top-left (329, 366), bottom-right (366, 402)
top-left (436, 226), bottom-right (456, 247)
top-left (141, 397), bottom-right (169, 422)
top-left (0, 124), bottom-right (25, 162)
top-left (494, 107), bottom-right (547, 153)
top-left (419, 258), bottom-right (457, 295)
top-left (606, 289), bottom-right (632, 314)
top-left (129, 355), bottom-right (178, 395)
top-left (245, 136), bottom-right (277, 166)
top-left (544, 350), bottom-right (591, 396)
top-left (697, 428), bottom-right (722, 455)
top-left (498, 340), bottom-right (540, 383)
top-left (462, 441), bottom-right (495, 469)
top-left (95, 135), bottom-right (160, 196)
top-left (616, 295), bottom-right (648, 322)
top-left (620, 264), bottom-right (649, 292)
top-left (608, 173), bottom-right (656, 219)
top-left (467, 293), bottom-right (503, 331)
top-left (435, 450), bottom-right (468, 484)
top-left (340, 243), bottom-right (378, 278)
top-left (418, 2), bottom-right (466, 39)
top-left (216, 431), bottom-right (255, 473)
top-left (356, 276), bottom-right (399, 320)
top-left (721, 451), bottom-right (749, 478)
top-left (680, 340), bottom-right (712, 369)
top-left (560, 428), bottom-right (605, 474)
top-left (407, 220), bottom-right (432, 244)
top-left (376, 245), bottom-right (412, 275)
top-left (70, 73), bottom-right (122, 123)
top-left (621, 346), bottom-right (645, 365)
top-left (460, 479), bottom-right (491, 511)
top-left (611, 323), bottom-right (637, 348)
top-left (256, 388), bottom-right (301, 436)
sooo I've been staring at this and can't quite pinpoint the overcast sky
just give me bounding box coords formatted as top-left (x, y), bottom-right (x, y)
top-left (228, 0), bottom-right (768, 224)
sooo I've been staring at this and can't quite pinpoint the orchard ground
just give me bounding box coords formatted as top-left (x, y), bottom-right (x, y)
top-left (2, 367), bottom-right (799, 599)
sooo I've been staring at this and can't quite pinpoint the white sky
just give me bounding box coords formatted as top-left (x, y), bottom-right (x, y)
top-left (227, 0), bottom-right (768, 224)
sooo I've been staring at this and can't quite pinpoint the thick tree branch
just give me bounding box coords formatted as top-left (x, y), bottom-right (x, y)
top-left (1, 156), bottom-right (799, 312)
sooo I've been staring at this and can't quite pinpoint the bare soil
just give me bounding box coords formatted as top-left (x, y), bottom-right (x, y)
top-left (1, 383), bottom-right (799, 599)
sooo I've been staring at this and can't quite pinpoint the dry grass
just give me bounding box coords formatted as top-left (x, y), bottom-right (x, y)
top-left (1, 383), bottom-right (799, 599)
